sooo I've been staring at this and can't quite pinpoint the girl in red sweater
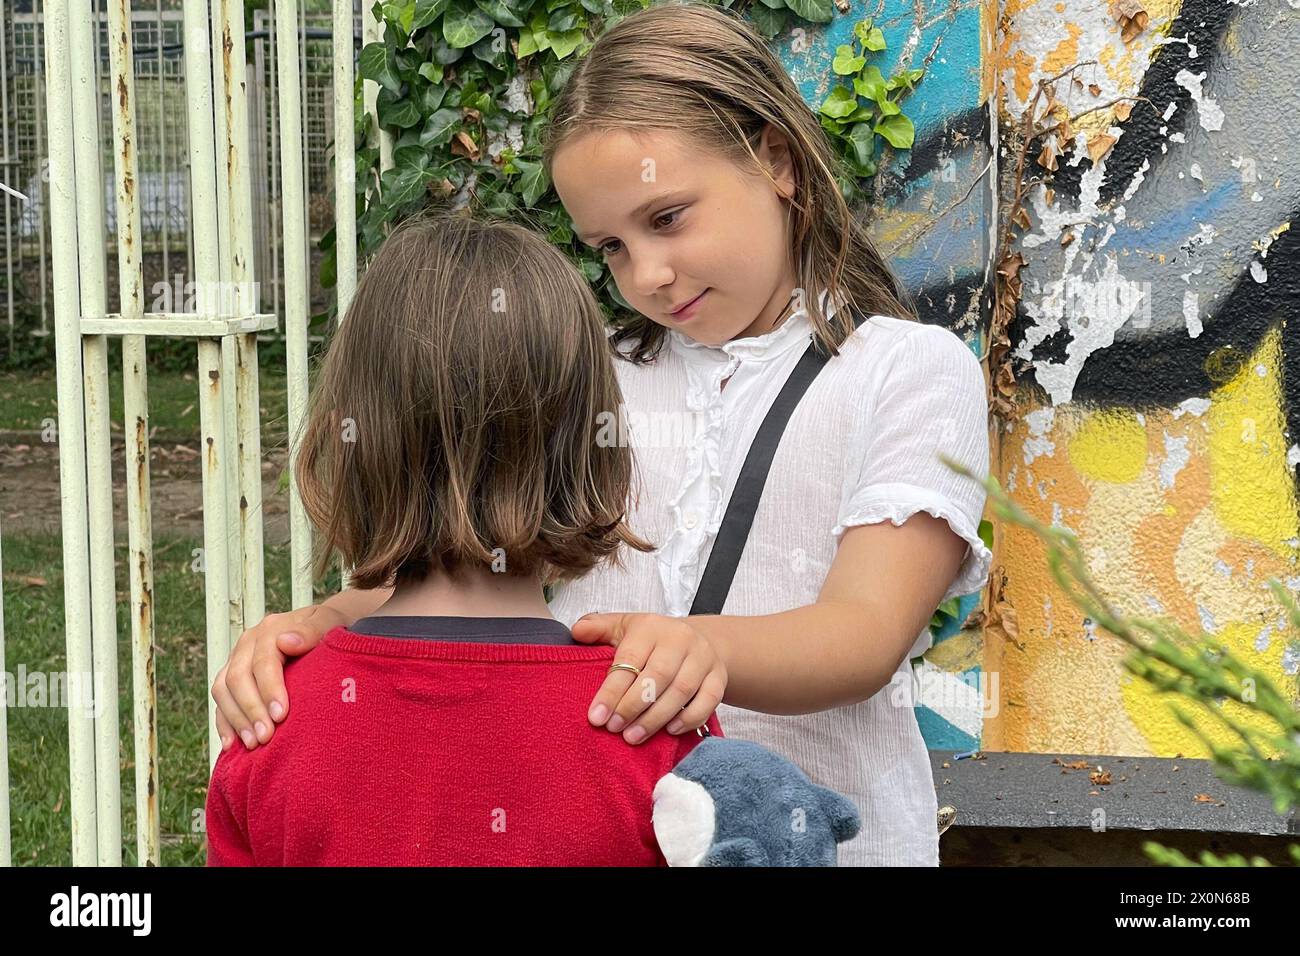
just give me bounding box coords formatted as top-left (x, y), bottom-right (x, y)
top-left (205, 213), bottom-right (721, 866)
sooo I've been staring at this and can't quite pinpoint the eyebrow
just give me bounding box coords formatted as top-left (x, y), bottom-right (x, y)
top-left (576, 191), bottom-right (691, 243)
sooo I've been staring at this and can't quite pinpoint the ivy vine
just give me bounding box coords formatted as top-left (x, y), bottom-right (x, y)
top-left (316, 0), bottom-right (925, 329)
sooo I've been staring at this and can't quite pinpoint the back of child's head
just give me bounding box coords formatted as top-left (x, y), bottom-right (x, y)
top-left (540, 1), bottom-right (916, 364)
top-left (295, 209), bottom-right (653, 590)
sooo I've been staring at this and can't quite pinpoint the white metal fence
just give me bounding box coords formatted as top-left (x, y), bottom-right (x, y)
top-left (0, 1), bottom-right (351, 355)
top-left (0, 0), bottom-right (385, 866)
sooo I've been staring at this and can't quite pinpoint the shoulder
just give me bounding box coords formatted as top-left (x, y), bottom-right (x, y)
top-left (847, 315), bottom-right (978, 364)
top-left (835, 316), bottom-right (983, 396)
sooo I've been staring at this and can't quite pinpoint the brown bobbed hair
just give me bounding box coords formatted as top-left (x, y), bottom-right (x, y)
top-left (540, 0), bottom-right (918, 365)
top-left (295, 209), bottom-right (655, 590)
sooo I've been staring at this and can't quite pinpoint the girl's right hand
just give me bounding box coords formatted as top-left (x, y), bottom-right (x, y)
top-left (211, 604), bottom-right (347, 752)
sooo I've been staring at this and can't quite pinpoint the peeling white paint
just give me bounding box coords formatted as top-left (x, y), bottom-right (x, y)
top-left (1183, 289), bottom-right (1202, 338)
top-left (1121, 158), bottom-right (1150, 202)
top-left (1023, 257), bottom-right (1143, 405)
top-left (1284, 644), bottom-right (1300, 677)
top-left (1174, 69), bottom-right (1225, 132)
top-left (1172, 396), bottom-right (1211, 418)
top-left (1154, 34), bottom-right (1199, 58)
top-left (1197, 604), bottom-right (1219, 635)
top-left (1180, 222), bottom-right (1219, 259)
top-left (1250, 260), bottom-right (1268, 283)
top-left (1255, 622), bottom-right (1273, 652)
top-left (1022, 406), bottom-right (1057, 465)
top-left (1288, 443), bottom-right (1300, 472)
top-left (1160, 432), bottom-right (1190, 490)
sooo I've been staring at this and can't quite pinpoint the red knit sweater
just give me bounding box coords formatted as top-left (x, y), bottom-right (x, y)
top-left (206, 621), bottom-right (722, 866)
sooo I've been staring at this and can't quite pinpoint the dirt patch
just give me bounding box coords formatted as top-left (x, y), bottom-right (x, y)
top-left (0, 434), bottom-right (292, 546)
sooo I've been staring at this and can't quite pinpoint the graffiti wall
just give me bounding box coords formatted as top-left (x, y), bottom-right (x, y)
top-left (989, 0), bottom-right (1300, 756)
top-left (779, 0), bottom-right (1001, 751)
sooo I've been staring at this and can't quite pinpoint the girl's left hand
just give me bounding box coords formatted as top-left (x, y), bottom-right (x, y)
top-left (570, 612), bottom-right (727, 744)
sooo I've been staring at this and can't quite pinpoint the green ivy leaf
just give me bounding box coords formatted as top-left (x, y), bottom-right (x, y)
top-left (444, 0), bottom-right (495, 48)
top-left (517, 25), bottom-right (540, 58)
top-left (474, 0), bottom-right (526, 27)
top-left (843, 122), bottom-right (875, 176)
top-left (887, 67), bottom-right (925, 92)
top-left (547, 6), bottom-right (582, 31)
top-left (418, 61), bottom-right (443, 85)
top-left (550, 28), bottom-right (584, 59)
top-left (853, 65), bottom-right (886, 102)
top-left (382, 164), bottom-right (434, 208)
top-left (411, 0), bottom-right (449, 31)
top-left (748, 4), bottom-right (786, 39)
top-left (431, 33), bottom-right (466, 64)
top-left (420, 107), bottom-right (461, 147)
top-left (819, 85), bottom-right (858, 119)
top-left (358, 42), bottom-right (402, 95)
top-left (377, 89), bottom-right (422, 128)
top-left (832, 44), bottom-right (865, 76)
top-left (784, 0), bottom-right (833, 24)
top-left (862, 26), bottom-right (886, 51)
top-left (393, 144), bottom-right (432, 172)
top-left (876, 96), bottom-right (901, 117)
top-left (577, 0), bottom-right (611, 13)
top-left (472, 31), bottom-right (510, 69)
top-left (753, 0), bottom-right (786, 8)
top-left (511, 156), bottom-right (550, 207)
top-left (383, 0), bottom-right (417, 33)
top-left (873, 112), bottom-right (914, 149)
top-left (419, 81), bottom-right (447, 113)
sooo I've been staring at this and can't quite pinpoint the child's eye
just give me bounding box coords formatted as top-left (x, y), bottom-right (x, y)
top-left (596, 210), bottom-right (683, 258)
top-left (654, 209), bottom-right (682, 229)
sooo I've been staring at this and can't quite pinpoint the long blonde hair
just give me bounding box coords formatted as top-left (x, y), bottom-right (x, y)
top-left (541, 1), bottom-right (917, 364)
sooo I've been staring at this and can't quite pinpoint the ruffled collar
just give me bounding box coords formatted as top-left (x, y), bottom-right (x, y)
top-left (667, 289), bottom-right (836, 364)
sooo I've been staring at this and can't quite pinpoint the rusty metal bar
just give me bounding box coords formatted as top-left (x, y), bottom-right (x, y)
top-left (107, 0), bottom-right (160, 867)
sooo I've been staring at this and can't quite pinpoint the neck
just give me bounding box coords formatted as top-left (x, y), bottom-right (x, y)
top-left (733, 271), bottom-right (803, 341)
top-left (373, 564), bottom-right (553, 619)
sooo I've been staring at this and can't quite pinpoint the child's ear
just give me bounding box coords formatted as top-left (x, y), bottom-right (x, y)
top-left (759, 124), bottom-right (798, 202)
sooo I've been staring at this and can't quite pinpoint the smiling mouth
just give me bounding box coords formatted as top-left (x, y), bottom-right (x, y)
top-left (670, 289), bottom-right (709, 316)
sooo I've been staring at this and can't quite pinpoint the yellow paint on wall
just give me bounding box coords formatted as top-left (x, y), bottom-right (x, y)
top-left (1068, 409), bottom-right (1147, 484)
top-left (1206, 326), bottom-right (1300, 554)
top-left (1120, 620), bottom-right (1295, 759)
top-left (988, 387), bottom-right (1300, 758)
top-left (1040, 22), bottom-right (1083, 77)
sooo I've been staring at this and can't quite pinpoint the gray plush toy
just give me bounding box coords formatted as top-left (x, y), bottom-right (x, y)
top-left (653, 737), bottom-right (861, 866)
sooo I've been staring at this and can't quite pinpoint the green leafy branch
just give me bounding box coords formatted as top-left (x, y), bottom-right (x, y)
top-left (817, 17), bottom-right (923, 206)
top-left (940, 454), bottom-right (1300, 867)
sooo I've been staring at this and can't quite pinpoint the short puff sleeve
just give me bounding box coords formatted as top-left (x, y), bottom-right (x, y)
top-left (832, 321), bottom-right (993, 653)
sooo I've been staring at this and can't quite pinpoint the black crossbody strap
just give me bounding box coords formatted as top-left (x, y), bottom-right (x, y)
top-left (688, 309), bottom-right (866, 616)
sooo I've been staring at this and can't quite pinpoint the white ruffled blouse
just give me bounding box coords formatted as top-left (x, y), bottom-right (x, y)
top-left (549, 290), bottom-right (992, 866)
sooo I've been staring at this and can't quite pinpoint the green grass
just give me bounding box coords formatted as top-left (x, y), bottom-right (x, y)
top-left (2, 531), bottom-right (338, 866)
top-left (0, 364), bottom-right (290, 446)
